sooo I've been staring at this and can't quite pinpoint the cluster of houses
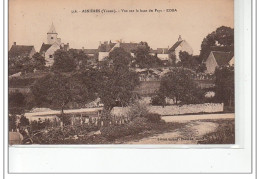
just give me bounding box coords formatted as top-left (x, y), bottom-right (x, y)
top-left (9, 23), bottom-right (234, 74)
top-left (8, 23), bottom-right (235, 98)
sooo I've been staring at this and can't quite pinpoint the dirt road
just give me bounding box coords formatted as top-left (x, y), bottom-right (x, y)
top-left (127, 113), bottom-right (234, 144)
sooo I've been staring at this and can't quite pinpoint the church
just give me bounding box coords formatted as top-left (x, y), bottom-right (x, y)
top-left (39, 23), bottom-right (69, 66)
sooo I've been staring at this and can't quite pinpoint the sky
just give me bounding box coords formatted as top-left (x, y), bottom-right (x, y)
top-left (9, 0), bottom-right (234, 55)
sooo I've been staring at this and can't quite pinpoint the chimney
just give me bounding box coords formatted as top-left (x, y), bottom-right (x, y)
top-left (178, 35), bottom-right (182, 42)
top-left (104, 41), bottom-right (108, 45)
top-left (13, 42), bottom-right (16, 46)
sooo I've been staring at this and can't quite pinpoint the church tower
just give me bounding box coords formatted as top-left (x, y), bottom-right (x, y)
top-left (47, 23), bottom-right (58, 44)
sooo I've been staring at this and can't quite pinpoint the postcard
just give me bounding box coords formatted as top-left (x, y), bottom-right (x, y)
top-left (8, 0), bottom-right (235, 145)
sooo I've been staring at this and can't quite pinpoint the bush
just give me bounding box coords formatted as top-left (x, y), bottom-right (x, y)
top-left (126, 101), bottom-right (149, 120)
top-left (101, 117), bottom-right (148, 141)
top-left (145, 113), bottom-right (162, 123)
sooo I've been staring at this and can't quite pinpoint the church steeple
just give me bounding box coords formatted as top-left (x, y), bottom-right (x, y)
top-left (48, 23), bottom-right (57, 34)
top-left (47, 23), bottom-right (58, 44)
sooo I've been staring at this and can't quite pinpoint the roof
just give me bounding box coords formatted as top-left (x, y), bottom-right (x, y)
top-left (119, 43), bottom-right (140, 53)
top-left (39, 43), bottom-right (52, 53)
top-left (83, 49), bottom-right (99, 54)
top-left (156, 48), bottom-right (169, 54)
top-left (48, 23), bottom-right (57, 34)
top-left (98, 43), bottom-right (116, 52)
top-left (202, 45), bottom-right (234, 62)
top-left (169, 40), bottom-right (183, 52)
top-left (9, 45), bottom-right (34, 58)
top-left (211, 51), bottom-right (233, 66)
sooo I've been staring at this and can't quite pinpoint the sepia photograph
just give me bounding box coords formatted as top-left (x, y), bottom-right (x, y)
top-left (8, 0), bottom-right (235, 145)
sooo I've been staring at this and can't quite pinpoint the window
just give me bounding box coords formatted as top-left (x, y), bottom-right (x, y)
top-left (49, 55), bottom-right (53, 58)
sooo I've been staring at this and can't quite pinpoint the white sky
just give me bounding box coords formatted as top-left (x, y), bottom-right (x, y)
top-left (9, 0), bottom-right (234, 55)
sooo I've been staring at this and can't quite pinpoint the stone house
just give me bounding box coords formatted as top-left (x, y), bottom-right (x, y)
top-left (204, 51), bottom-right (233, 74)
top-left (39, 23), bottom-right (69, 66)
top-left (9, 42), bottom-right (36, 59)
top-left (168, 35), bottom-right (193, 63)
top-left (97, 41), bottom-right (141, 61)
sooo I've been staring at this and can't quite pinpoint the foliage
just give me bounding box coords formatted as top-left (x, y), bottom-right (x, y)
top-left (199, 26), bottom-right (234, 62)
top-left (52, 50), bottom-right (76, 72)
top-left (198, 120), bottom-right (235, 144)
top-left (32, 52), bottom-right (46, 70)
top-left (144, 113), bottom-right (162, 123)
top-left (214, 66), bottom-right (234, 106)
top-left (100, 117), bottom-right (149, 141)
top-left (9, 114), bottom-right (17, 131)
top-left (178, 51), bottom-right (199, 70)
top-left (9, 92), bottom-right (25, 108)
top-left (19, 115), bottom-right (29, 126)
top-left (158, 68), bottom-right (201, 104)
top-left (126, 101), bottom-right (150, 120)
top-left (196, 63), bottom-right (207, 73)
top-left (98, 48), bottom-right (139, 110)
top-left (151, 93), bottom-right (166, 106)
top-left (68, 49), bottom-right (90, 70)
top-left (132, 42), bottom-right (164, 68)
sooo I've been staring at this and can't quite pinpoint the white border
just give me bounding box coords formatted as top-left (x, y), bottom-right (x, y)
top-left (3, 0), bottom-right (255, 175)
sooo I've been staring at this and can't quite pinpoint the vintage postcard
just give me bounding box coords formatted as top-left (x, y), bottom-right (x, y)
top-left (8, 0), bottom-right (234, 145)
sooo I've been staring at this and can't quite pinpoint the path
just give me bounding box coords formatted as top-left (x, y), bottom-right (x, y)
top-left (126, 113), bottom-right (234, 144)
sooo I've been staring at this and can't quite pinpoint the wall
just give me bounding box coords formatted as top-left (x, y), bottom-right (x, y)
top-left (111, 103), bottom-right (224, 116)
top-left (98, 52), bottom-right (109, 61)
top-left (205, 52), bottom-right (218, 74)
top-left (45, 43), bottom-right (60, 66)
top-left (157, 54), bottom-right (169, 61)
top-left (175, 40), bottom-right (193, 63)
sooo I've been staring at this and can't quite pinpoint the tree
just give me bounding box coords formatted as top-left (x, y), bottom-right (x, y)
top-left (199, 26), bottom-right (234, 62)
top-left (68, 49), bottom-right (90, 70)
top-left (52, 50), bottom-right (76, 72)
top-left (9, 92), bottom-right (25, 108)
top-left (214, 66), bottom-right (234, 106)
top-left (132, 42), bottom-right (163, 68)
top-left (32, 52), bottom-right (46, 70)
top-left (20, 115), bottom-right (29, 127)
top-left (158, 68), bottom-right (200, 104)
top-left (178, 51), bottom-right (199, 70)
top-left (31, 73), bottom-right (96, 125)
top-left (98, 48), bottom-right (139, 110)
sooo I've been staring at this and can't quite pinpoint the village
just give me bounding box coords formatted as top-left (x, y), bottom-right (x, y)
top-left (8, 23), bottom-right (235, 145)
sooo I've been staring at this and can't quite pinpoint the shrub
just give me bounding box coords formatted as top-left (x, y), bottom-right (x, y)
top-left (126, 101), bottom-right (149, 120)
top-left (145, 113), bottom-right (162, 123)
top-left (101, 117), bottom-right (148, 141)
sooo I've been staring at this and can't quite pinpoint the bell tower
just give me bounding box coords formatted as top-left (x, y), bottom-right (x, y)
top-left (47, 23), bottom-right (58, 44)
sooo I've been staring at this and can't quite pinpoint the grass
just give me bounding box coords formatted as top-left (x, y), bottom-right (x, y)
top-left (198, 119), bottom-right (235, 144)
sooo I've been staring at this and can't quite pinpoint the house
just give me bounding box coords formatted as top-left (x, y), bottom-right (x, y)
top-left (204, 51), bottom-right (233, 74)
top-left (149, 48), bottom-right (170, 62)
top-left (97, 41), bottom-right (141, 61)
top-left (39, 23), bottom-right (69, 66)
top-left (9, 42), bottom-right (36, 59)
top-left (168, 35), bottom-right (193, 63)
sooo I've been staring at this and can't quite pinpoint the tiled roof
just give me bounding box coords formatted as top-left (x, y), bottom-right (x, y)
top-left (83, 49), bottom-right (99, 54)
top-left (212, 51), bottom-right (233, 66)
top-left (98, 43), bottom-right (116, 52)
top-left (119, 43), bottom-right (139, 53)
top-left (156, 48), bottom-right (169, 54)
top-left (169, 41), bottom-right (183, 52)
top-left (39, 43), bottom-right (52, 54)
top-left (9, 45), bottom-right (34, 58)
